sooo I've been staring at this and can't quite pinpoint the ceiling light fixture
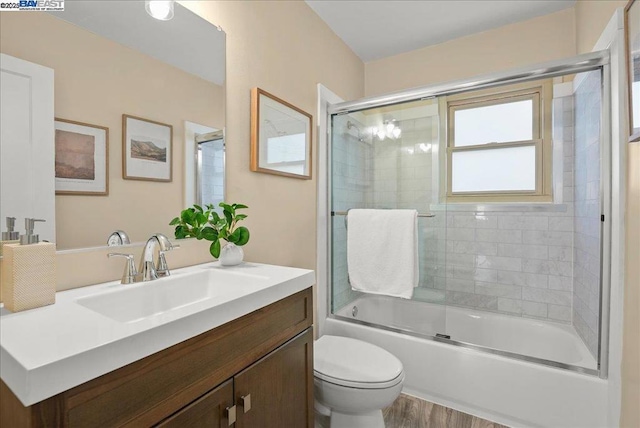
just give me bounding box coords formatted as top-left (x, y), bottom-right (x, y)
top-left (145, 0), bottom-right (175, 21)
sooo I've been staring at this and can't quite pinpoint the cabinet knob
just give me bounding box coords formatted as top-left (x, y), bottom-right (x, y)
top-left (225, 405), bottom-right (236, 426)
top-left (240, 394), bottom-right (251, 413)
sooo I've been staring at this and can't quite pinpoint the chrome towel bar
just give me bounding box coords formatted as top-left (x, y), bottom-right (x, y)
top-left (331, 210), bottom-right (436, 218)
top-left (331, 209), bottom-right (436, 230)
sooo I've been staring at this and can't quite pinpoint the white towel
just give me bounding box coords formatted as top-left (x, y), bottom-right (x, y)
top-left (347, 209), bottom-right (418, 299)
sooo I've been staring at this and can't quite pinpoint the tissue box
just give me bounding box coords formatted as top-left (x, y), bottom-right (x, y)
top-left (1, 242), bottom-right (56, 312)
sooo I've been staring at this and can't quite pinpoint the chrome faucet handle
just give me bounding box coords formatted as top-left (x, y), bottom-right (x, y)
top-left (156, 246), bottom-right (180, 277)
top-left (156, 251), bottom-right (171, 277)
top-left (108, 253), bottom-right (138, 284)
top-left (154, 234), bottom-right (179, 277)
top-left (156, 249), bottom-right (175, 277)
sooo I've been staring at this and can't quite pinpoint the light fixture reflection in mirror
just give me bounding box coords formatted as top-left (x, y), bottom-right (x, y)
top-left (145, 1), bottom-right (175, 21)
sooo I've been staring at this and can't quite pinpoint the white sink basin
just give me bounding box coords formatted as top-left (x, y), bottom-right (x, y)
top-left (76, 268), bottom-right (269, 323)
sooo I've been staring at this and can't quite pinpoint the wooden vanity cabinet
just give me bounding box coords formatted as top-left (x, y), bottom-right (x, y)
top-left (0, 287), bottom-right (314, 428)
top-left (233, 327), bottom-right (313, 428)
top-left (157, 328), bottom-right (313, 428)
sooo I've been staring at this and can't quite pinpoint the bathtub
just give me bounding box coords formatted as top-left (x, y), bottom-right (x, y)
top-left (335, 295), bottom-right (597, 369)
top-left (324, 294), bottom-right (608, 428)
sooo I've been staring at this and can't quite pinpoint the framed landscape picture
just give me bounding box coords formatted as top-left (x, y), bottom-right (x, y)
top-left (54, 118), bottom-right (109, 195)
top-left (122, 114), bottom-right (173, 182)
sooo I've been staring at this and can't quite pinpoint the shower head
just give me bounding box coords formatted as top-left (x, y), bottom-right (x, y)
top-left (347, 120), bottom-right (360, 132)
top-left (347, 120), bottom-right (366, 143)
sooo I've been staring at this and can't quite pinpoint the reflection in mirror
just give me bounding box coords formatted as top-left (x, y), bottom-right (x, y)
top-left (250, 88), bottom-right (312, 180)
top-left (107, 230), bottom-right (131, 247)
top-left (184, 122), bottom-right (224, 209)
top-left (0, 52), bottom-right (56, 243)
top-left (196, 131), bottom-right (225, 208)
top-left (0, 1), bottom-right (225, 250)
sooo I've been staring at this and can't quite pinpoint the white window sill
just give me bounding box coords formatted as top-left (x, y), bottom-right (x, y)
top-left (429, 203), bottom-right (569, 213)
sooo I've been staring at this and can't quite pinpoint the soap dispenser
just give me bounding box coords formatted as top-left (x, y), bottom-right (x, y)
top-left (0, 217), bottom-right (20, 256)
top-left (0, 217), bottom-right (21, 302)
top-left (1, 218), bottom-right (56, 312)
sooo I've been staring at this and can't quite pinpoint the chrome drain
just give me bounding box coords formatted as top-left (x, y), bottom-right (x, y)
top-left (352, 306), bottom-right (358, 317)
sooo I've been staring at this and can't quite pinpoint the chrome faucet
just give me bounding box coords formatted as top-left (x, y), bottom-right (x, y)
top-left (136, 233), bottom-right (178, 282)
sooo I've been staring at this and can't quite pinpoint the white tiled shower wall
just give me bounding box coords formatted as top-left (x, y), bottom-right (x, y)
top-left (330, 79), bottom-right (601, 358)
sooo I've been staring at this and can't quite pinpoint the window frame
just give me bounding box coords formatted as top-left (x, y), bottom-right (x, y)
top-left (445, 83), bottom-right (553, 203)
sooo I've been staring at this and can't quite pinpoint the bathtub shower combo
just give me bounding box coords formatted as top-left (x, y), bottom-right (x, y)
top-left (322, 52), bottom-right (613, 427)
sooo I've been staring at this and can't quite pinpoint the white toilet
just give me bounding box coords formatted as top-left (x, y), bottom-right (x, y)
top-left (314, 335), bottom-right (405, 428)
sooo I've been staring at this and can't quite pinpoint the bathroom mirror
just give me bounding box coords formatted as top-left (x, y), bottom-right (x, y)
top-left (0, 1), bottom-right (225, 250)
top-left (250, 88), bottom-right (313, 179)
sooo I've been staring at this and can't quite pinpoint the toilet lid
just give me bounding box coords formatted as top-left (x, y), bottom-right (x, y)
top-left (314, 335), bottom-right (404, 388)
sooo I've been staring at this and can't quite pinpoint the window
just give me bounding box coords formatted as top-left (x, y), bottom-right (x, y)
top-left (264, 133), bottom-right (307, 175)
top-left (446, 84), bottom-right (552, 202)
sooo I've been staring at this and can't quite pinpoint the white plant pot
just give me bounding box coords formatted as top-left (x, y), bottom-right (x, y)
top-left (219, 242), bottom-right (244, 266)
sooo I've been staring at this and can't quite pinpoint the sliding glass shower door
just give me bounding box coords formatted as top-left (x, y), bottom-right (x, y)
top-left (329, 98), bottom-right (447, 337)
top-left (327, 55), bottom-right (608, 375)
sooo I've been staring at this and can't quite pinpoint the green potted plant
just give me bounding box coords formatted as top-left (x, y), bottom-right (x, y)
top-left (170, 202), bottom-right (250, 266)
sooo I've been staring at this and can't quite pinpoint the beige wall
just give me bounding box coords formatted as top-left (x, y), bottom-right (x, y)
top-left (0, 12), bottom-right (224, 250)
top-left (364, 9), bottom-right (576, 96)
top-left (179, 0), bottom-right (364, 272)
top-left (575, 0), bottom-right (628, 54)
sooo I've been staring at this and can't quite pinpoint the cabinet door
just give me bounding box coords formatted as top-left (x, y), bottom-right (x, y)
top-left (157, 379), bottom-right (234, 428)
top-left (234, 328), bottom-right (313, 428)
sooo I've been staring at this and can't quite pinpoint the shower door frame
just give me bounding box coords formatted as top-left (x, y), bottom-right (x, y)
top-left (324, 50), bottom-right (612, 378)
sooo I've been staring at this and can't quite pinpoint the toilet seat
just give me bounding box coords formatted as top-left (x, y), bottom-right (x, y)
top-left (315, 370), bottom-right (404, 389)
top-left (314, 335), bottom-right (404, 390)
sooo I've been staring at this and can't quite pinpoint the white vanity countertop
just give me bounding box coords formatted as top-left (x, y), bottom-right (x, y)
top-left (0, 261), bottom-right (315, 406)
